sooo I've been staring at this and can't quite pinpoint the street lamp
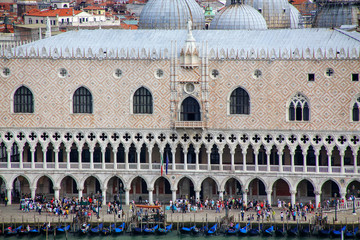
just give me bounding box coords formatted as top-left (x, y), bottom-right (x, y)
top-left (334, 193), bottom-right (338, 222)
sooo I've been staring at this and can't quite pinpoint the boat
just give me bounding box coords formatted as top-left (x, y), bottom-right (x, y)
top-left (28, 226), bottom-right (40, 236)
top-left (331, 226), bottom-right (346, 238)
top-left (318, 227), bottom-right (331, 238)
top-left (275, 226), bottom-right (286, 237)
top-left (90, 223), bottom-right (103, 235)
top-left (206, 224), bottom-right (217, 235)
top-left (180, 225), bottom-right (195, 234)
top-left (113, 223), bottom-right (125, 235)
top-left (78, 224), bottom-right (90, 235)
top-left (239, 223), bottom-right (250, 236)
top-left (287, 226), bottom-right (298, 237)
top-left (226, 223), bottom-right (240, 235)
top-left (132, 225), bottom-right (146, 235)
top-left (249, 227), bottom-right (261, 236)
top-left (144, 225), bottom-right (158, 234)
top-left (263, 226), bottom-right (274, 237)
top-left (40, 224), bottom-right (54, 235)
top-left (5, 226), bottom-right (21, 236)
top-left (158, 224), bottom-right (172, 235)
top-left (56, 225), bottom-right (70, 234)
top-left (345, 227), bottom-right (358, 239)
top-left (18, 226), bottom-right (28, 236)
top-left (300, 226), bottom-right (311, 237)
top-left (101, 224), bottom-right (114, 236)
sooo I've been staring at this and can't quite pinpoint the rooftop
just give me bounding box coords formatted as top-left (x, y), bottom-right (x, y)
top-left (25, 8), bottom-right (82, 17)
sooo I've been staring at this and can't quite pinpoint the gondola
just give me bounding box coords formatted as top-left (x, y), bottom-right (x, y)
top-left (18, 226), bottom-right (28, 236)
top-left (287, 226), bottom-right (298, 237)
top-left (113, 223), bottom-right (125, 235)
top-left (101, 224), bottom-right (114, 236)
top-left (206, 224), bottom-right (217, 235)
top-left (28, 226), bottom-right (40, 236)
top-left (180, 225), bottom-right (195, 234)
top-left (331, 226), bottom-right (346, 238)
top-left (5, 226), bottom-right (21, 236)
top-left (345, 227), bottom-right (358, 239)
top-left (56, 225), bottom-right (70, 234)
top-left (249, 227), bottom-right (261, 236)
top-left (318, 227), bottom-right (331, 238)
top-left (275, 226), bottom-right (286, 237)
top-left (78, 224), bottom-right (90, 236)
top-left (239, 223), bottom-right (250, 236)
top-left (90, 223), bottom-right (103, 235)
top-left (40, 225), bottom-right (54, 235)
top-left (263, 226), bottom-right (274, 237)
top-left (226, 223), bottom-right (239, 235)
top-left (300, 226), bottom-right (311, 237)
top-left (144, 225), bottom-right (158, 234)
top-left (132, 225), bottom-right (146, 235)
top-left (158, 224), bottom-right (172, 235)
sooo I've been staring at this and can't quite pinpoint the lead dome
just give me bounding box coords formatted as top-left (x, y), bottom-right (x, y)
top-left (139, 0), bottom-right (205, 29)
top-left (209, 3), bottom-right (268, 30)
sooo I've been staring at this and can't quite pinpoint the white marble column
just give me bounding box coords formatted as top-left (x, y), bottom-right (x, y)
top-left (172, 189), bottom-right (177, 203)
top-left (207, 149), bottom-right (211, 171)
top-left (219, 191), bottom-right (224, 200)
top-left (78, 188), bottom-right (83, 200)
top-left (278, 152), bottom-right (283, 172)
top-left (30, 187), bottom-right (36, 200)
top-left (54, 187), bottom-right (60, 200)
top-left (266, 190), bottom-right (272, 206)
top-left (219, 148), bottom-right (223, 171)
top-left (328, 154), bottom-right (332, 173)
top-left (195, 148), bottom-right (200, 171)
top-left (90, 148), bottom-right (94, 170)
top-left (340, 151), bottom-right (345, 174)
top-left (66, 147), bottom-right (71, 169)
top-left (183, 149), bottom-right (188, 170)
top-left (148, 188), bottom-right (154, 204)
top-left (125, 188), bottom-right (130, 205)
top-left (42, 147), bottom-right (47, 169)
top-left (148, 148), bottom-right (153, 170)
top-left (78, 147), bottom-right (82, 170)
top-left (102, 188), bottom-right (107, 206)
top-left (354, 153), bottom-right (358, 174)
top-left (266, 150), bottom-right (271, 172)
top-left (172, 149), bottom-right (176, 170)
top-left (19, 148), bottom-right (23, 169)
top-left (290, 190), bottom-right (296, 207)
top-left (125, 148), bottom-right (129, 170)
top-left (113, 149), bottom-right (117, 170)
top-left (136, 147), bottom-right (141, 170)
top-left (6, 188), bottom-right (12, 205)
top-left (303, 151), bottom-right (307, 173)
top-left (195, 190), bottom-right (200, 202)
top-left (30, 147), bottom-right (36, 169)
top-left (315, 191), bottom-right (321, 209)
top-left (254, 150), bottom-right (259, 172)
top-left (290, 152), bottom-right (295, 173)
top-left (230, 149), bottom-right (235, 171)
top-left (242, 150), bottom-right (247, 171)
top-left (54, 148), bottom-right (59, 169)
top-left (6, 148), bottom-right (11, 169)
top-left (243, 189), bottom-right (248, 206)
top-left (315, 151), bottom-right (320, 173)
top-left (101, 147), bottom-right (106, 170)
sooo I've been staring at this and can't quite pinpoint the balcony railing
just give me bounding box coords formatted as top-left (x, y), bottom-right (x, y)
top-left (174, 121), bottom-right (206, 129)
top-left (0, 161), bottom-right (358, 174)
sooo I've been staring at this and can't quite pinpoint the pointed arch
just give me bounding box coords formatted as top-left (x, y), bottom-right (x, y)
top-left (229, 86), bottom-right (250, 114)
top-left (288, 92), bottom-right (310, 121)
top-left (73, 86), bottom-right (93, 113)
top-left (133, 86), bottom-right (153, 114)
top-left (13, 86), bottom-right (34, 113)
top-left (351, 95), bottom-right (360, 121)
top-left (180, 96), bottom-right (201, 121)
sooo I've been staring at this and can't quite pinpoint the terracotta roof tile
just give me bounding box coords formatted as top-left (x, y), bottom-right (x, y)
top-left (26, 8), bottom-right (82, 17)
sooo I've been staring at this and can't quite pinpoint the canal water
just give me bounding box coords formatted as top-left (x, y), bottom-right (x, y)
top-left (0, 233), bottom-right (324, 240)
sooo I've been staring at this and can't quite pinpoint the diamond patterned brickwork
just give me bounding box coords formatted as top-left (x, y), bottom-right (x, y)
top-left (0, 57), bottom-right (360, 131)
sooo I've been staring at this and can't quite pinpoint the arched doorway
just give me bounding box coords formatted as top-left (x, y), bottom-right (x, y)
top-left (60, 176), bottom-right (78, 198)
top-left (296, 179), bottom-right (315, 205)
top-left (224, 178), bottom-right (242, 198)
top-left (272, 179), bottom-right (290, 206)
top-left (201, 177), bottom-right (218, 201)
top-left (36, 176), bottom-right (54, 200)
top-left (106, 176), bottom-right (125, 205)
top-left (154, 177), bottom-right (171, 202)
top-left (130, 177), bottom-right (148, 203)
top-left (13, 176), bottom-right (30, 202)
top-left (248, 178), bottom-right (266, 201)
top-left (177, 177), bottom-right (195, 200)
top-left (321, 180), bottom-right (340, 202)
top-left (83, 176), bottom-right (101, 198)
top-left (180, 97), bottom-right (201, 121)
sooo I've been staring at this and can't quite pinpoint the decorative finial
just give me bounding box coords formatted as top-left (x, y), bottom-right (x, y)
top-left (187, 18), bottom-right (192, 33)
top-left (45, 16), bottom-right (51, 38)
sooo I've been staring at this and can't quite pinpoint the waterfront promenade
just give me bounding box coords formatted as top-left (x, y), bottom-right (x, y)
top-left (0, 205), bottom-right (359, 226)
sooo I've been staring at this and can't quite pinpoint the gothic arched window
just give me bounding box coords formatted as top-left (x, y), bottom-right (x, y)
top-left (352, 97), bottom-right (360, 121)
top-left (230, 87), bottom-right (250, 114)
top-left (289, 93), bottom-right (309, 121)
top-left (73, 87), bottom-right (93, 113)
top-left (180, 97), bottom-right (201, 121)
top-left (14, 86), bottom-right (34, 113)
top-left (133, 87), bottom-right (153, 114)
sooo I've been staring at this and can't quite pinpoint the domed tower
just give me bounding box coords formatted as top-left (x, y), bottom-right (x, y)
top-left (244, 0), bottom-right (291, 28)
top-left (313, 1), bottom-right (360, 28)
top-left (209, 0), bottom-right (268, 30)
top-left (139, 0), bottom-right (205, 29)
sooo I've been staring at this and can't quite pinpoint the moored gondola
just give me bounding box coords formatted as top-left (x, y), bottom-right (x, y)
top-left (56, 224), bottom-right (70, 234)
top-left (239, 223), bottom-right (250, 236)
top-left (113, 223), bottom-right (125, 235)
top-left (144, 225), bottom-right (158, 234)
top-left (275, 226), bottom-right (286, 237)
top-left (78, 223), bottom-right (90, 236)
top-left (287, 226), bottom-right (298, 237)
top-left (300, 226), bottom-right (310, 237)
top-left (132, 225), bottom-right (146, 235)
top-left (318, 227), bottom-right (331, 238)
top-left (249, 227), bottom-right (261, 236)
top-left (101, 224), bottom-right (114, 236)
top-left (158, 224), bottom-right (172, 235)
top-left (331, 226), bottom-right (346, 238)
top-left (263, 226), bottom-right (274, 237)
top-left (5, 226), bottom-right (21, 236)
top-left (90, 223), bottom-right (103, 235)
top-left (345, 227), bottom-right (358, 239)
top-left (226, 223), bottom-right (239, 235)
top-left (180, 225), bottom-right (195, 234)
top-left (206, 224), bottom-right (217, 235)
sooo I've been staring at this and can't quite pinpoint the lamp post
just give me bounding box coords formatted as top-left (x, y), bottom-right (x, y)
top-left (334, 193), bottom-right (338, 222)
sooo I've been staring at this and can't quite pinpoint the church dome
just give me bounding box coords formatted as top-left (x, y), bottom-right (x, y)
top-left (139, 0), bottom-right (205, 30)
top-left (209, 3), bottom-right (268, 30)
top-left (245, 0), bottom-right (291, 28)
top-left (289, 4), bottom-right (303, 29)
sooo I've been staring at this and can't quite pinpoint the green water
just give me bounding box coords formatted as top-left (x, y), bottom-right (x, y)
top-left (0, 232), bottom-right (324, 240)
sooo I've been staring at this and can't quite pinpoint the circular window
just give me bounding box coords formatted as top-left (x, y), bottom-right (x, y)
top-left (155, 69), bottom-right (164, 79)
top-left (210, 69), bottom-right (219, 79)
top-left (114, 69), bottom-right (122, 78)
top-left (184, 83), bottom-right (195, 94)
top-left (59, 68), bottom-right (68, 78)
top-left (1, 67), bottom-right (10, 77)
top-left (325, 68), bottom-right (334, 78)
top-left (253, 69), bottom-right (262, 79)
